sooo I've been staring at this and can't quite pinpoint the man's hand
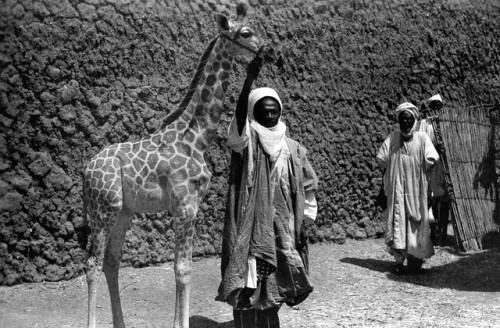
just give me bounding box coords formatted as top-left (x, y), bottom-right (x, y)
top-left (297, 221), bottom-right (309, 250)
top-left (436, 143), bottom-right (445, 155)
top-left (375, 187), bottom-right (387, 210)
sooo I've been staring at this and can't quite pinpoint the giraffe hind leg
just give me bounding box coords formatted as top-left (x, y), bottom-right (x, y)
top-left (86, 226), bottom-right (112, 328)
top-left (103, 209), bottom-right (134, 328)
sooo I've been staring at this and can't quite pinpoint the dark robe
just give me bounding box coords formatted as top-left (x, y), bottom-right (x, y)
top-left (216, 130), bottom-right (319, 310)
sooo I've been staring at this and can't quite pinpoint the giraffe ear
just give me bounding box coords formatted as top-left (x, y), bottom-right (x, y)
top-left (236, 3), bottom-right (248, 20)
top-left (215, 14), bottom-right (232, 32)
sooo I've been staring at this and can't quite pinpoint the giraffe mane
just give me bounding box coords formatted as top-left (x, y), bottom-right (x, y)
top-left (161, 36), bottom-right (220, 129)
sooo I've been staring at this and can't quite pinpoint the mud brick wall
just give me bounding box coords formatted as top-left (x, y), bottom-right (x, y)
top-left (1, 0), bottom-right (499, 285)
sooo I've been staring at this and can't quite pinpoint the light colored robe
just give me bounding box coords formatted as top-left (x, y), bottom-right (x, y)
top-left (376, 131), bottom-right (439, 259)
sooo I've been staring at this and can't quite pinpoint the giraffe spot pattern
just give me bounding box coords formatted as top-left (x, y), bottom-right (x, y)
top-left (103, 172), bottom-right (114, 180)
top-left (201, 88), bottom-right (212, 103)
top-left (201, 165), bottom-right (210, 176)
top-left (111, 183), bottom-right (120, 193)
top-left (175, 142), bottom-right (192, 157)
top-left (132, 158), bottom-right (143, 172)
top-left (212, 61), bottom-right (220, 71)
top-left (151, 135), bottom-right (161, 146)
top-left (195, 104), bottom-right (207, 117)
top-left (187, 158), bottom-right (201, 176)
top-left (192, 151), bottom-right (203, 163)
top-left (132, 142), bottom-right (141, 153)
top-left (146, 152), bottom-right (159, 167)
top-left (120, 143), bottom-right (132, 153)
top-left (142, 140), bottom-right (151, 149)
top-left (163, 130), bottom-right (177, 144)
top-left (210, 104), bottom-right (222, 123)
top-left (222, 61), bottom-right (231, 71)
top-left (188, 119), bottom-right (199, 132)
top-left (171, 155), bottom-right (187, 170)
top-left (156, 158), bottom-right (173, 175)
top-left (176, 121), bottom-right (186, 130)
top-left (145, 171), bottom-right (159, 185)
top-left (177, 169), bottom-right (188, 182)
top-left (138, 149), bottom-right (148, 160)
top-left (103, 165), bottom-right (114, 173)
top-left (158, 175), bottom-right (169, 188)
top-left (139, 165), bottom-right (150, 179)
top-left (174, 184), bottom-right (189, 200)
top-left (183, 130), bottom-right (195, 143)
top-left (196, 116), bottom-right (208, 129)
top-left (214, 86), bottom-right (223, 100)
top-left (194, 139), bottom-right (206, 152)
top-left (170, 169), bottom-right (187, 187)
top-left (93, 170), bottom-right (103, 180)
top-left (104, 180), bottom-right (113, 190)
top-left (205, 74), bottom-right (216, 86)
top-left (158, 144), bottom-right (175, 157)
top-left (219, 71), bottom-right (229, 81)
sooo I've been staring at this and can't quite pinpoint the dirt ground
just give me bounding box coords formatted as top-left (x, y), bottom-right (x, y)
top-left (1, 233), bottom-right (500, 328)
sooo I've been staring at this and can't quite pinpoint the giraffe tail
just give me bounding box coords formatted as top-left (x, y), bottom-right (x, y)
top-left (77, 171), bottom-right (91, 252)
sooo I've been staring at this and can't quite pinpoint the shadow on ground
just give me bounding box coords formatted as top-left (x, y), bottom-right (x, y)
top-left (190, 316), bottom-right (233, 328)
top-left (340, 242), bottom-right (500, 292)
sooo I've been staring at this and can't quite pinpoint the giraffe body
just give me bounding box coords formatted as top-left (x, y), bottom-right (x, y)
top-left (83, 7), bottom-right (270, 328)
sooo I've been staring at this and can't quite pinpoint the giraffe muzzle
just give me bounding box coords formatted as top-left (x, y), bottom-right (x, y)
top-left (257, 44), bottom-right (279, 64)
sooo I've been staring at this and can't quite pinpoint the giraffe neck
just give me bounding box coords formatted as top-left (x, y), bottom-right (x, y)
top-left (161, 36), bottom-right (235, 153)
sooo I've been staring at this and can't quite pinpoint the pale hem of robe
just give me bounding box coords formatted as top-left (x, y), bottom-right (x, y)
top-left (227, 118), bottom-right (318, 288)
top-left (376, 131), bottom-right (438, 260)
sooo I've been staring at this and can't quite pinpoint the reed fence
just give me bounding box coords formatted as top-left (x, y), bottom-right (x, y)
top-left (432, 104), bottom-right (499, 251)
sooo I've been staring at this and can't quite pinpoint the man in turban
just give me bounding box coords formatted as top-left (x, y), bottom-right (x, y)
top-left (216, 56), bottom-right (319, 328)
top-left (419, 94), bottom-right (450, 245)
top-left (376, 102), bottom-right (439, 274)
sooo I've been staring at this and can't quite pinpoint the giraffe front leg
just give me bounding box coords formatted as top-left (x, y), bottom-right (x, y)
top-left (172, 211), bottom-right (196, 328)
top-left (103, 211), bottom-right (133, 328)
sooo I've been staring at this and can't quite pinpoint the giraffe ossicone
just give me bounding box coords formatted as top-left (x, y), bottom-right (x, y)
top-left (83, 4), bottom-right (274, 328)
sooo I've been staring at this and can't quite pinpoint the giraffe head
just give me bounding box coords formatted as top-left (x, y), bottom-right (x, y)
top-left (215, 4), bottom-right (277, 64)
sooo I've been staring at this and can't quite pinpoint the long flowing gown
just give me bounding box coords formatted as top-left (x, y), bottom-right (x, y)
top-left (217, 126), bottom-right (318, 310)
top-left (376, 131), bottom-right (439, 259)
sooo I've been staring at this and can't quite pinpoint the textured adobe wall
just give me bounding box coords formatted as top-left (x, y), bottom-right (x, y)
top-left (0, 0), bottom-right (499, 285)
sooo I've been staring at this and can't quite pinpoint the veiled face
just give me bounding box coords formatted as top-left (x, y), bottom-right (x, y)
top-left (398, 110), bottom-right (415, 135)
top-left (429, 101), bottom-right (443, 111)
top-left (253, 97), bottom-right (281, 128)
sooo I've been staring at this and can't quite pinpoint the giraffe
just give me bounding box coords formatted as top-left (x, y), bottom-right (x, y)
top-left (82, 5), bottom-right (274, 328)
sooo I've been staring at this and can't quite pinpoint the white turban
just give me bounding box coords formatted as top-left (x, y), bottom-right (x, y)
top-left (395, 102), bottom-right (419, 120)
top-left (247, 87), bottom-right (283, 123)
top-left (395, 102), bottom-right (419, 137)
top-left (427, 94), bottom-right (442, 104)
top-left (247, 87), bottom-right (286, 162)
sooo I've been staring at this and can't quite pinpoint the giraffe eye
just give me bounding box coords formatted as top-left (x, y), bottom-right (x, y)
top-left (239, 29), bottom-right (253, 38)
